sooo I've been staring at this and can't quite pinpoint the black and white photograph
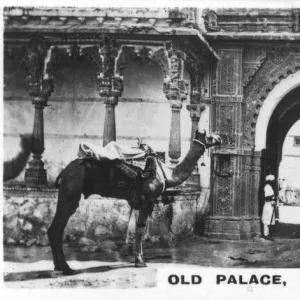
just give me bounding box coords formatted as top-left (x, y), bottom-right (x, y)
top-left (1, 1), bottom-right (300, 298)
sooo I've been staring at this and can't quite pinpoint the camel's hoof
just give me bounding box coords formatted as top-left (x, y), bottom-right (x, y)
top-left (135, 261), bottom-right (147, 268)
top-left (54, 265), bottom-right (77, 276)
top-left (62, 268), bottom-right (77, 276)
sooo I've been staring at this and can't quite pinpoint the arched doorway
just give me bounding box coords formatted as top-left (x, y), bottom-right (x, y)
top-left (261, 86), bottom-right (300, 237)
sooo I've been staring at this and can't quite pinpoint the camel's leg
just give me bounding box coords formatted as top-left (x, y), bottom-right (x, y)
top-left (47, 165), bottom-right (84, 275)
top-left (48, 214), bottom-right (59, 269)
top-left (48, 194), bottom-right (80, 275)
top-left (135, 198), bottom-right (153, 268)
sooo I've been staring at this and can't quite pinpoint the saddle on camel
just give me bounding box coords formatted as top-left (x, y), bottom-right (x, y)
top-left (49, 130), bottom-right (221, 275)
top-left (76, 140), bottom-right (165, 209)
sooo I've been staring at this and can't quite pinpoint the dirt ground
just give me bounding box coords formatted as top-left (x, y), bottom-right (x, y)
top-left (3, 236), bottom-right (300, 288)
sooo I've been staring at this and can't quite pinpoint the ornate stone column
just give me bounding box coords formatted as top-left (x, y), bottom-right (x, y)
top-left (186, 103), bottom-right (202, 188)
top-left (24, 38), bottom-right (53, 187)
top-left (103, 97), bottom-right (118, 146)
top-left (164, 43), bottom-right (188, 164)
top-left (168, 101), bottom-right (182, 164)
top-left (204, 47), bottom-right (261, 239)
top-left (98, 37), bottom-right (123, 146)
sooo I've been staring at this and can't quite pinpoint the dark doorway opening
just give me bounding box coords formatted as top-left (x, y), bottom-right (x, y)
top-left (262, 86), bottom-right (300, 238)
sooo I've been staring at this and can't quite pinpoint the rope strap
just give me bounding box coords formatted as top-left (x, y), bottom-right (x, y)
top-left (193, 139), bottom-right (206, 151)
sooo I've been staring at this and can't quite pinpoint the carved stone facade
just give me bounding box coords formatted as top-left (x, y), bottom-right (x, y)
top-left (243, 49), bottom-right (300, 148)
top-left (4, 7), bottom-right (300, 240)
top-left (4, 7), bottom-right (217, 188)
top-left (204, 45), bottom-right (266, 239)
top-left (204, 8), bottom-right (300, 239)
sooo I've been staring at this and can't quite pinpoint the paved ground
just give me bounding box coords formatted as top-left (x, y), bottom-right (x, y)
top-left (3, 236), bottom-right (300, 288)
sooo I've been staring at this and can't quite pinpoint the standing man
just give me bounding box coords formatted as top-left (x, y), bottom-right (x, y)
top-left (262, 174), bottom-right (276, 240)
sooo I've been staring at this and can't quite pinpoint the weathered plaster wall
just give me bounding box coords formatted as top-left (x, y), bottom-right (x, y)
top-left (3, 189), bottom-right (201, 248)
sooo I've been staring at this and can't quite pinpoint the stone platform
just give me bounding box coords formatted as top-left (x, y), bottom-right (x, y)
top-left (3, 186), bottom-right (204, 248)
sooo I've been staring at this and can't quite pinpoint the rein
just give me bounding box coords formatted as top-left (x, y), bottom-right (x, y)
top-left (157, 158), bottom-right (168, 191)
top-left (193, 139), bottom-right (207, 151)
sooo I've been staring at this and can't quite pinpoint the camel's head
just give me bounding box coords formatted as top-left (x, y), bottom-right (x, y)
top-left (194, 130), bottom-right (222, 150)
top-left (136, 138), bottom-right (156, 155)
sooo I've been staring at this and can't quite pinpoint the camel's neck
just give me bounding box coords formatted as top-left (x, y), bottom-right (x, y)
top-left (167, 141), bottom-right (205, 187)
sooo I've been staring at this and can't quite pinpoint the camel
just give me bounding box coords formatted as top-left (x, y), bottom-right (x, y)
top-left (48, 130), bottom-right (221, 275)
top-left (4, 134), bottom-right (32, 181)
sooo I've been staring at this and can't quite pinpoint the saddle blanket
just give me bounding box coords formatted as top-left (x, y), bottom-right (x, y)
top-left (78, 141), bottom-right (145, 161)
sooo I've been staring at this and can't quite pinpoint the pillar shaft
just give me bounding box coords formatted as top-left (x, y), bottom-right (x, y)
top-left (98, 37), bottom-right (123, 147)
top-left (168, 102), bottom-right (182, 164)
top-left (103, 96), bottom-right (118, 146)
top-left (186, 104), bottom-right (202, 188)
top-left (164, 45), bottom-right (186, 165)
top-left (25, 100), bottom-right (47, 186)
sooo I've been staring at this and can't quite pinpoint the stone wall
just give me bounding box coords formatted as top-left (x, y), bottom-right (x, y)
top-left (3, 188), bottom-right (203, 248)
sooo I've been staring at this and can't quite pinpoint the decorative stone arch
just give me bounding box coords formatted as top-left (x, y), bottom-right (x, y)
top-left (255, 70), bottom-right (300, 151)
top-left (115, 43), bottom-right (195, 164)
top-left (243, 50), bottom-right (300, 148)
top-left (115, 45), bottom-right (169, 81)
top-left (115, 43), bottom-right (193, 101)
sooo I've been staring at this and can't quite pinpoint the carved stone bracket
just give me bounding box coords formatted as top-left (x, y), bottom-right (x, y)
top-left (203, 10), bottom-right (219, 32)
top-left (185, 55), bottom-right (205, 104)
top-left (25, 37), bottom-right (54, 105)
top-left (98, 37), bottom-right (123, 99)
top-left (164, 42), bottom-right (186, 102)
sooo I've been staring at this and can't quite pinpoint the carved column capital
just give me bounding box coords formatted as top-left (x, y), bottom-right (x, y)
top-left (103, 96), bottom-right (119, 106)
top-left (169, 100), bottom-right (182, 110)
top-left (25, 37), bottom-right (53, 105)
top-left (164, 42), bottom-right (188, 103)
top-left (98, 37), bottom-right (123, 99)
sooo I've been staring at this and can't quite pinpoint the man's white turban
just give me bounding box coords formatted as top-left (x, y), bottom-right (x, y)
top-left (266, 174), bottom-right (275, 181)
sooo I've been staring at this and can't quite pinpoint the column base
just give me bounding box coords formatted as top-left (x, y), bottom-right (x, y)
top-left (204, 216), bottom-right (261, 240)
top-left (25, 168), bottom-right (48, 187)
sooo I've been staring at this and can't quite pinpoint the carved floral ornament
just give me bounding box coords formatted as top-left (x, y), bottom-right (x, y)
top-left (25, 37), bottom-right (54, 104)
top-left (4, 8), bottom-right (202, 31)
top-left (216, 177), bottom-right (233, 215)
top-left (203, 10), bottom-right (219, 32)
top-left (114, 42), bottom-right (194, 102)
top-left (42, 40), bottom-right (124, 98)
top-left (22, 36), bottom-right (202, 103)
top-left (243, 50), bottom-right (300, 147)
